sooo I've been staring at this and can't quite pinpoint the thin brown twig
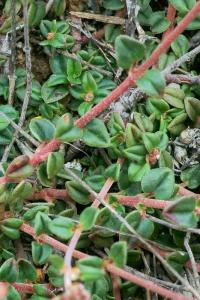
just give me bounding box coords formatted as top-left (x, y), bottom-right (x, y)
top-left (70, 11), bottom-right (125, 25)
top-left (163, 44), bottom-right (200, 75)
top-left (45, 0), bottom-right (54, 13)
top-left (1, 0), bottom-right (32, 164)
top-left (125, 265), bottom-right (186, 292)
top-left (59, 50), bottom-right (113, 77)
top-left (184, 233), bottom-right (200, 291)
top-left (8, 0), bottom-right (17, 105)
top-left (0, 112), bottom-right (39, 147)
top-left (166, 74), bottom-right (200, 84)
top-left (147, 214), bottom-right (200, 235)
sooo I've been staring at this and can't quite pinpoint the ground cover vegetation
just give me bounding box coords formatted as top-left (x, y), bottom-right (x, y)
top-left (1, 0), bottom-right (200, 299)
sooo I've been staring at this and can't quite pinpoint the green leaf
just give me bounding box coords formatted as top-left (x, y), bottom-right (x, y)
top-left (115, 35), bottom-right (146, 69)
top-left (37, 163), bottom-right (53, 187)
top-left (0, 105), bottom-right (18, 121)
top-left (2, 218), bottom-right (23, 229)
top-left (66, 180), bottom-right (91, 205)
top-left (54, 113), bottom-right (83, 142)
top-left (32, 242), bottom-right (52, 265)
top-left (49, 216), bottom-right (75, 240)
top-left (181, 165), bottom-right (200, 189)
top-left (11, 181), bottom-right (33, 200)
top-left (54, 112), bottom-right (73, 135)
top-left (128, 162), bottom-right (150, 182)
top-left (169, 0), bottom-right (195, 14)
top-left (50, 54), bottom-right (68, 74)
top-left (134, 112), bottom-right (154, 132)
top-left (29, 118), bottom-right (55, 142)
top-left (141, 167), bottom-right (175, 199)
top-left (46, 74), bottom-right (68, 87)
top-left (105, 24), bottom-right (121, 43)
top-left (1, 226), bottom-right (20, 240)
top-left (0, 258), bottom-right (18, 283)
top-left (67, 58), bottom-right (82, 83)
top-left (168, 113), bottom-right (187, 136)
top-left (53, 0), bottom-right (67, 16)
top-left (41, 81), bottom-right (68, 103)
top-left (18, 259), bottom-right (37, 281)
top-left (6, 155), bottom-right (34, 180)
top-left (103, 0), bottom-right (125, 10)
top-left (82, 72), bottom-right (97, 93)
top-left (80, 207), bottom-right (99, 231)
top-left (1, 218), bottom-right (23, 239)
top-left (137, 69), bottom-right (166, 96)
top-left (159, 150), bottom-right (173, 169)
top-left (105, 163), bottom-right (121, 181)
top-left (77, 256), bottom-right (105, 281)
top-left (120, 211), bottom-right (154, 240)
top-left (184, 97), bottom-right (200, 122)
top-left (28, 1), bottom-right (46, 27)
top-left (163, 85), bottom-right (185, 108)
top-left (166, 251), bottom-right (189, 274)
top-left (185, 14), bottom-right (200, 30)
top-left (146, 98), bottom-right (169, 120)
top-left (6, 286), bottom-right (20, 300)
top-left (83, 119), bottom-right (110, 148)
top-left (23, 206), bottom-right (49, 221)
top-left (109, 241), bottom-right (127, 268)
top-left (123, 145), bottom-right (147, 163)
top-left (108, 112), bottom-right (125, 136)
top-left (149, 11), bottom-right (170, 34)
top-left (0, 127), bottom-right (12, 145)
top-left (163, 196), bottom-right (198, 228)
top-left (171, 34), bottom-right (189, 57)
top-left (0, 114), bottom-right (10, 131)
top-left (142, 132), bottom-right (160, 153)
top-left (158, 52), bottom-right (176, 70)
top-left (47, 152), bottom-right (64, 179)
top-left (34, 212), bottom-right (51, 236)
top-left (125, 123), bottom-right (142, 147)
top-left (85, 175), bottom-right (105, 193)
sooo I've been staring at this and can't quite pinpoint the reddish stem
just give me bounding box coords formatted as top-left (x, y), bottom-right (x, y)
top-left (107, 264), bottom-right (191, 300)
top-left (11, 283), bottom-right (52, 294)
top-left (29, 139), bottom-right (61, 166)
top-left (162, 3), bottom-right (176, 39)
top-left (63, 159), bottom-right (123, 290)
top-left (75, 77), bottom-right (134, 128)
top-left (76, 1), bottom-right (200, 128)
top-left (28, 188), bottom-right (69, 202)
top-left (21, 223), bottom-right (86, 259)
top-left (134, 2), bottom-right (200, 76)
top-left (178, 185), bottom-right (200, 199)
top-left (111, 274), bottom-right (121, 300)
top-left (64, 228), bottom-right (82, 290)
top-left (1, 4), bottom-right (200, 182)
top-left (0, 176), bottom-right (19, 184)
top-left (117, 195), bottom-right (171, 209)
top-left (63, 157), bottom-right (123, 290)
top-left (20, 223), bottom-right (193, 300)
top-left (185, 260), bottom-right (200, 272)
top-left (0, 282), bottom-right (9, 298)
